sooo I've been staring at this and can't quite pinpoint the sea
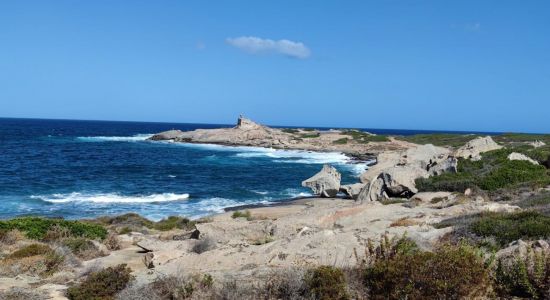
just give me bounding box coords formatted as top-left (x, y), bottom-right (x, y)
top-left (0, 118), bottom-right (496, 220)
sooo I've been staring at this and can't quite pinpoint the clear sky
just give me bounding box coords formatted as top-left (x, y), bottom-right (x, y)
top-left (1, 1), bottom-right (549, 133)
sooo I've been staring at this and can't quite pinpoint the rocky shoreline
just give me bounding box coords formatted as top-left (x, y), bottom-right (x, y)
top-left (2, 117), bottom-right (550, 299)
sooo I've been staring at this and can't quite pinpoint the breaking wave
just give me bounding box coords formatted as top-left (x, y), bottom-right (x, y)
top-left (31, 192), bottom-right (190, 203)
top-left (76, 134), bottom-right (153, 142)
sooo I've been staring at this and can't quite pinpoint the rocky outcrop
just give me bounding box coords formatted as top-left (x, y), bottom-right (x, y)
top-left (428, 156), bottom-right (458, 176)
top-left (302, 165), bottom-right (341, 198)
top-left (339, 183), bottom-right (365, 200)
top-left (529, 140), bottom-right (546, 148)
top-left (454, 136), bottom-right (502, 160)
top-left (508, 152), bottom-right (539, 165)
top-left (363, 166), bottom-right (428, 202)
top-left (358, 144), bottom-right (455, 202)
top-left (149, 129), bottom-right (185, 141)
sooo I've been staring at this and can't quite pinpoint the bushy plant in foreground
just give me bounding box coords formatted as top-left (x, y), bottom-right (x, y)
top-left (66, 264), bottom-right (133, 300)
top-left (495, 250), bottom-right (549, 299)
top-left (0, 217), bottom-right (107, 240)
top-left (470, 211), bottom-right (550, 246)
top-left (364, 243), bottom-right (491, 299)
top-left (305, 266), bottom-right (350, 300)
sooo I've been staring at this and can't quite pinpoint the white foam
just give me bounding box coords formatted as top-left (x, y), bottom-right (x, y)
top-left (236, 149), bottom-right (351, 164)
top-left (31, 192), bottom-right (189, 203)
top-left (168, 175), bottom-right (177, 178)
top-left (77, 134), bottom-right (153, 142)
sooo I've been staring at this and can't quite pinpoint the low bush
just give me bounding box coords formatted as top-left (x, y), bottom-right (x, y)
top-left (364, 243), bottom-right (491, 299)
top-left (379, 198), bottom-right (409, 205)
top-left (153, 216), bottom-right (195, 231)
top-left (231, 210), bottom-right (252, 220)
top-left (495, 250), bottom-right (549, 299)
top-left (305, 266), bottom-right (350, 300)
top-left (0, 217), bottom-right (107, 240)
top-left (66, 264), bottom-right (133, 300)
top-left (332, 138), bottom-right (349, 145)
top-left (282, 128), bottom-right (300, 134)
top-left (8, 243), bottom-right (52, 259)
top-left (192, 237), bottom-right (216, 254)
top-left (470, 211), bottom-right (550, 246)
top-left (300, 133), bottom-right (320, 138)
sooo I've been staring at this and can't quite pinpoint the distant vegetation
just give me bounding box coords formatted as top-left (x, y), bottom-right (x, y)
top-left (340, 130), bottom-right (389, 143)
top-left (95, 213), bottom-right (195, 232)
top-left (300, 133), bottom-right (321, 138)
top-left (332, 138), bottom-right (349, 145)
top-left (416, 148), bottom-right (550, 193)
top-left (397, 133), bottom-right (481, 148)
top-left (470, 211), bottom-right (550, 246)
top-left (0, 217), bottom-right (107, 240)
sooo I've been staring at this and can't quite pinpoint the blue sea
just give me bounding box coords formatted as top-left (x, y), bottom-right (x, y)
top-left (0, 118), bottom-right (497, 220)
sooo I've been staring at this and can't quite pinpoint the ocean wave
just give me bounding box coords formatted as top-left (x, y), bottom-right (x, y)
top-left (236, 149), bottom-right (351, 164)
top-left (192, 197), bottom-right (272, 214)
top-left (30, 192), bottom-right (190, 203)
top-left (76, 134), bottom-right (153, 142)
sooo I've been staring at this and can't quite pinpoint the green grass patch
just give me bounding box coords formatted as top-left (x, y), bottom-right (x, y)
top-left (397, 134), bottom-right (481, 148)
top-left (341, 130), bottom-right (388, 143)
top-left (0, 217), bottom-right (108, 240)
top-left (332, 138), bottom-right (349, 145)
top-left (153, 216), bottom-right (195, 231)
top-left (281, 128), bottom-right (300, 134)
top-left (470, 211), bottom-right (550, 246)
top-left (8, 243), bottom-right (52, 259)
top-left (300, 133), bottom-right (320, 138)
top-left (231, 210), bottom-right (252, 220)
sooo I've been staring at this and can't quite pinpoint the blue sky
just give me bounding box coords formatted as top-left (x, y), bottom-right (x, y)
top-left (0, 1), bottom-right (549, 133)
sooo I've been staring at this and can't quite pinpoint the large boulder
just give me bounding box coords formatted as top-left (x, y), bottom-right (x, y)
top-left (428, 156), bottom-right (458, 176)
top-left (302, 165), bottom-right (341, 197)
top-left (339, 183), bottom-right (366, 200)
top-left (507, 152), bottom-right (539, 165)
top-left (363, 166), bottom-right (429, 202)
top-left (454, 136), bottom-right (502, 161)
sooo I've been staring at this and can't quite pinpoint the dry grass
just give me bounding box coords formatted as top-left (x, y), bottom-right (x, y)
top-left (390, 217), bottom-right (420, 227)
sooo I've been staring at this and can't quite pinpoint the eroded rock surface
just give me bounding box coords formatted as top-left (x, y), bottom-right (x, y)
top-left (302, 165), bottom-right (341, 197)
top-left (454, 136), bottom-right (502, 160)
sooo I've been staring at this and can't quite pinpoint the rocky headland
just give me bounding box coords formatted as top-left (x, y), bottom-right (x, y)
top-left (1, 117), bottom-right (550, 299)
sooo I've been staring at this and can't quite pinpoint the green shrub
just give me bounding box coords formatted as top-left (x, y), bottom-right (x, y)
top-left (332, 138), bottom-right (349, 145)
top-left (96, 213), bottom-right (153, 228)
top-left (118, 226), bottom-right (132, 235)
top-left (0, 217), bottom-right (107, 240)
top-left (341, 130), bottom-right (388, 143)
top-left (231, 210), bottom-right (252, 220)
top-left (478, 160), bottom-right (549, 191)
top-left (364, 243), bottom-right (490, 299)
top-left (397, 134), bottom-right (481, 147)
top-left (63, 238), bottom-right (95, 255)
top-left (470, 211), bottom-right (550, 246)
top-left (495, 251), bottom-right (549, 299)
top-left (66, 264), bottom-right (133, 300)
top-left (300, 133), bottom-right (320, 138)
top-left (8, 243), bottom-right (52, 259)
top-left (417, 149), bottom-right (550, 192)
top-left (305, 266), bottom-right (349, 300)
top-left (282, 128), bottom-right (300, 134)
top-left (153, 216), bottom-right (195, 231)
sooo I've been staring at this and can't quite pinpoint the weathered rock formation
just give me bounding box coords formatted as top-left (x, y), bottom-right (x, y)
top-left (358, 144), bottom-right (454, 202)
top-left (302, 165), bottom-right (341, 197)
top-left (454, 136), bottom-right (502, 160)
top-left (507, 152), bottom-right (539, 165)
top-left (339, 183), bottom-right (366, 200)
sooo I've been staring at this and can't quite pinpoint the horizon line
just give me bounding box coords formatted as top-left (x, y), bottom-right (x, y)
top-left (0, 116), bottom-right (546, 135)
